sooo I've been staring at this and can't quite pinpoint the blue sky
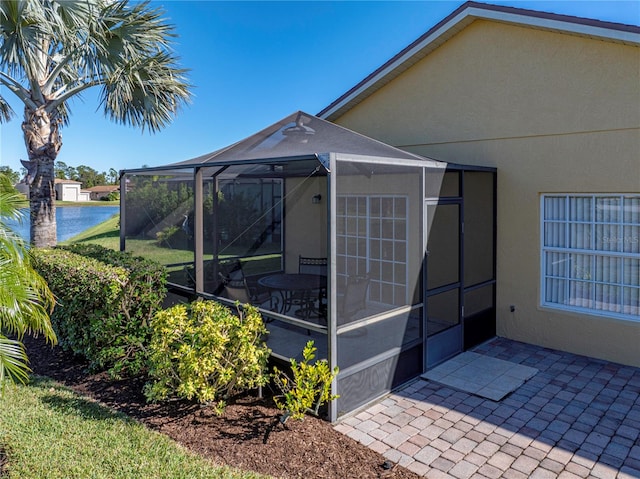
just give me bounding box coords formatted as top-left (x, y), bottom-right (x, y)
top-left (1, 1), bottom-right (638, 176)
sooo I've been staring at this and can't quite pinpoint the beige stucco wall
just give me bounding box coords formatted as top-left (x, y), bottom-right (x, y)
top-left (284, 176), bottom-right (327, 272)
top-left (332, 20), bottom-right (640, 366)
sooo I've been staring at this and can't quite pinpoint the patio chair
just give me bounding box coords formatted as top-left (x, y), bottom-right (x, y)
top-left (298, 256), bottom-right (328, 276)
top-left (223, 277), bottom-right (252, 304)
top-left (219, 262), bottom-right (275, 310)
top-left (339, 274), bottom-right (370, 321)
top-left (294, 256), bottom-right (328, 319)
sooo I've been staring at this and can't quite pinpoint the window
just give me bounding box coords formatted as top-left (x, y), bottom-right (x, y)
top-left (336, 195), bottom-right (408, 306)
top-left (541, 194), bottom-right (640, 320)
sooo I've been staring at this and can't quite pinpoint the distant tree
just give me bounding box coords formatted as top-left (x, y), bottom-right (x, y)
top-left (0, 173), bottom-right (56, 385)
top-left (75, 165), bottom-right (106, 189)
top-left (54, 161), bottom-right (68, 179)
top-left (0, 0), bottom-right (191, 247)
top-left (107, 168), bottom-right (119, 185)
top-left (0, 165), bottom-right (20, 185)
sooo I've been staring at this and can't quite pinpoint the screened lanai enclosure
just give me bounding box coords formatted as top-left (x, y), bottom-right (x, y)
top-left (120, 111), bottom-right (496, 420)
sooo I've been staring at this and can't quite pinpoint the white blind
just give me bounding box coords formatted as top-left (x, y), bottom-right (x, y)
top-left (541, 194), bottom-right (640, 320)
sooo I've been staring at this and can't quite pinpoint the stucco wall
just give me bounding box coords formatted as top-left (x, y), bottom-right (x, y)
top-left (284, 176), bottom-right (327, 272)
top-left (332, 20), bottom-right (640, 366)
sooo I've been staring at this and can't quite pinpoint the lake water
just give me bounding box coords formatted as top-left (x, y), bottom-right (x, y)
top-left (6, 206), bottom-right (119, 242)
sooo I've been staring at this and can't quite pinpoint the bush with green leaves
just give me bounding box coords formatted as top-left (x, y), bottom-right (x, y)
top-left (103, 190), bottom-right (120, 201)
top-left (31, 245), bottom-right (167, 378)
top-left (61, 243), bottom-right (167, 327)
top-left (145, 301), bottom-right (271, 414)
top-left (272, 341), bottom-right (339, 420)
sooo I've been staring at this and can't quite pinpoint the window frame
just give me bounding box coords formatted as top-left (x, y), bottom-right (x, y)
top-left (540, 193), bottom-right (640, 322)
top-left (336, 194), bottom-right (410, 306)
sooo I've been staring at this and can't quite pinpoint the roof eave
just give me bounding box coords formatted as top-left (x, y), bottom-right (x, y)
top-left (318, 1), bottom-right (640, 121)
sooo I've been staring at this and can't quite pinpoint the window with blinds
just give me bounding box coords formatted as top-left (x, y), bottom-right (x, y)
top-left (541, 194), bottom-right (640, 320)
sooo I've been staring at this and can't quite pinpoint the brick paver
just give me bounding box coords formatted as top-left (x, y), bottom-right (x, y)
top-left (334, 338), bottom-right (640, 478)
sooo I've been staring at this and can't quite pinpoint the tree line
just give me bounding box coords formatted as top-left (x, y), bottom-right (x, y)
top-left (0, 162), bottom-right (119, 189)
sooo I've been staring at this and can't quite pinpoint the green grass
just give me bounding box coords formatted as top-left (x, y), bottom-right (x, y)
top-left (0, 377), bottom-right (268, 479)
top-left (64, 215), bottom-right (283, 281)
top-left (57, 200), bottom-right (119, 207)
top-left (61, 214), bottom-right (121, 249)
top-left (63, 214), bottom-right (195, 262)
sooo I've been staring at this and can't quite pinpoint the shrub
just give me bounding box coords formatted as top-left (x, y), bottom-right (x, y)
top-left (145, 301), bottom-right (270, 414)
top-left (272, 340), bottom-right (339, 420)
top-left (103, 190), bottom-right (120, 201)
top-left (155, 225), bottom-right (180, 246)
top-left (61, 243), bottom-right (167, 327)
top-left (31, 245), bottom-right (167, 378)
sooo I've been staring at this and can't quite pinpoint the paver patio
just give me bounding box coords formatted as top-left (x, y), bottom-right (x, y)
top-left (334, 337), bottom-right (640, 478)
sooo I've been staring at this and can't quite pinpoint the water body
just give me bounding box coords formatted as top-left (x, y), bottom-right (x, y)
top-left (5, 206), bottom-right (119, 243)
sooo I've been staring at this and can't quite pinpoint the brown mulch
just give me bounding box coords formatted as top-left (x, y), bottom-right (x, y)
top-left (0, 447), bottom-right (6, 478)
top-left (21, 336), bottom-right (420, 479)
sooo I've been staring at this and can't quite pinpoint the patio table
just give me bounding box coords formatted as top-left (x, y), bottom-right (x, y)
top-left (258, 273), bottom-right (327, 318)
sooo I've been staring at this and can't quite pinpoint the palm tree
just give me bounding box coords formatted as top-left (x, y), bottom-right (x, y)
top-left (0, 173), bottom-right (56, 385)
top-left (0, 0), bottom-right (191, 247)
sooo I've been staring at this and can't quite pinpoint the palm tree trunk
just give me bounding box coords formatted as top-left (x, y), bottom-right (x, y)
top-left (28, 158), bottom-right (56, 247)
top-left (22, 107), bottom-right (62, 248)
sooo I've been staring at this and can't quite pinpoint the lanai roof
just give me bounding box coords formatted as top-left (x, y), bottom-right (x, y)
top-left (161, 111), bottom-right (446, 170)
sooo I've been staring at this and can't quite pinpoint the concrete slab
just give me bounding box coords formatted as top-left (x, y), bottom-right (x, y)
top-left (421, 351), bottom-right (538, 401)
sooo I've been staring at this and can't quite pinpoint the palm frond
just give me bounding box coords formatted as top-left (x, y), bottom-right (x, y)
top-left (0, 0), bottom-right (40, 78)
top-left (0, 336), bottom-right (31, 387)
top-left (0, 173), bottom-right (27, 217)
top-left (0, 173), bottom-right (56, 354)
top-left (91, 0), bottom-right (191, 132)
top-left (0, 94), bottom-right (15, 122)
top-left (101, 51), bottom-right (191, 132)
top-left (0, 233), bottom-right (56, 338)
top-left (2, 0), bottom-right (191, 133)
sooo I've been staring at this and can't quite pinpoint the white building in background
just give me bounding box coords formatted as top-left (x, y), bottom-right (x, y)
top-left (54, 179), bottom-right (91, 202)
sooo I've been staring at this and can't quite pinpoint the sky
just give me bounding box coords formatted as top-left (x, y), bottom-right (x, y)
top-left (1, 0), bottom-right (639, 177)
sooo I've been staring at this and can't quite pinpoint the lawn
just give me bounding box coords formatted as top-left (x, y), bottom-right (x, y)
top-left (0, 377), bottom-right (267, 479)
top-left (62, 213), bottom-right (121, 248)
top-left (65, 215), bottom-right (283, 279)
top-left (61, 215), bottom-right (196, 264)
top-left (57, 200), bottom-right (120, 207)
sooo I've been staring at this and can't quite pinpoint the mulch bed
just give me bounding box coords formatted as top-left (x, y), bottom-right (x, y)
top-left (21, 336), bottom-right (420, 479)
top-left (0, 447), bottom-right (6, 478)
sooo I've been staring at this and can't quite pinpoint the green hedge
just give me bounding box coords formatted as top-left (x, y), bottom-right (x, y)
top-left (31, 245), bottom-right (167, 378)
top-left (61, 244), bottom-right (167, 328)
